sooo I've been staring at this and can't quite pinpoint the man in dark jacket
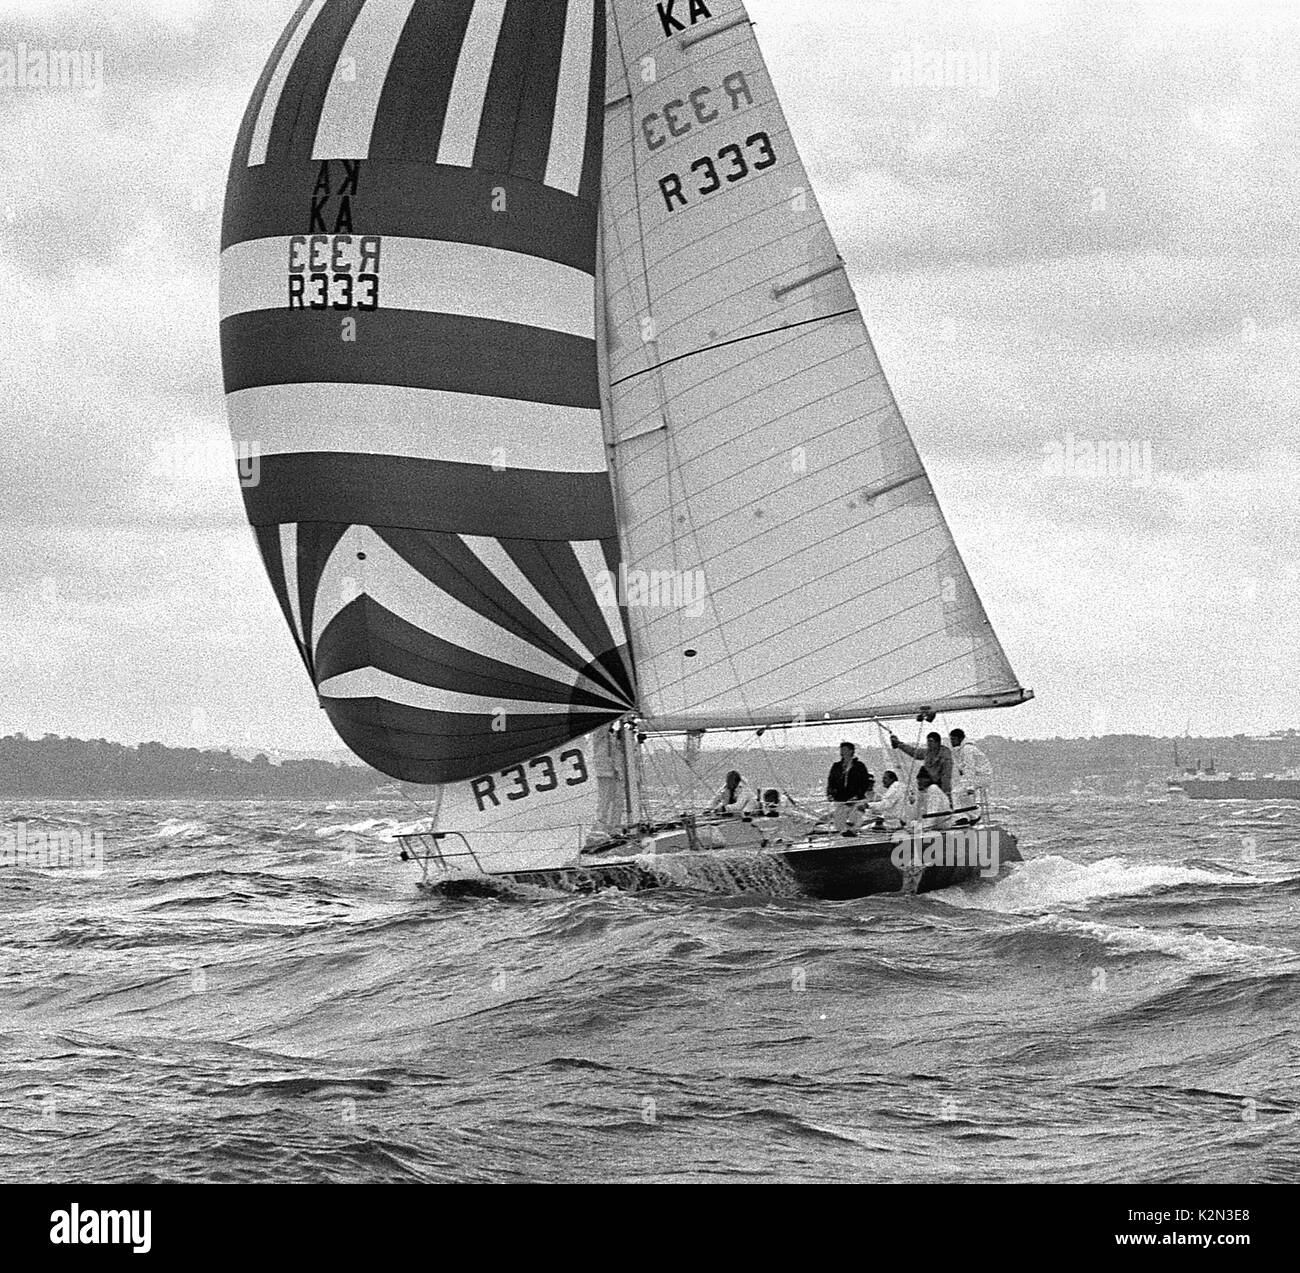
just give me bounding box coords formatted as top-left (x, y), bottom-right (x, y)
top-left (826, 741), bottom-right (873, 836)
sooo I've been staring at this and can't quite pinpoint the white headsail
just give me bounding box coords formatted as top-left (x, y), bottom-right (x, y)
top-left (598, 0), bottom-right (1030, 731)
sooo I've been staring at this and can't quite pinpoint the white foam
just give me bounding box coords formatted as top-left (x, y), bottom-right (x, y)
top-left (935, 854), bottom-right (1256, 914)
top-left (148, 819), bottom-right (209, 841)
top-left (633, 849), bottom-right (802, 895)
top-left (314, 818), bottom-right (405, 840)
top-left (1020, 914), bottom-right (1296, 969)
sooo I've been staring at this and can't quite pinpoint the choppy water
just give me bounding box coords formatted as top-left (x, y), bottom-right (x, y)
top-left (1, 796), bottom-right (1297, 1183)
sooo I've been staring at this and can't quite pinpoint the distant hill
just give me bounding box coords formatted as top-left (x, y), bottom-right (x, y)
top-left (0, 734), bottom-right (390, 799)
top-left (3, 730), bottom-right (1297, 802)
top-left (219, 745), bottom-right (368, 767)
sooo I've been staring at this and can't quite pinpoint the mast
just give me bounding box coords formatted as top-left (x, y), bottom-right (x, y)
top-left (618, 719), bottom-right (644, 827)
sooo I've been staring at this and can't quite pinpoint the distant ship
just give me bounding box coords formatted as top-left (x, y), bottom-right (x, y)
top-left (1166, 741), bottom-right (1300, 800)
top-left (1169, 772), bottom-right (1300, 801)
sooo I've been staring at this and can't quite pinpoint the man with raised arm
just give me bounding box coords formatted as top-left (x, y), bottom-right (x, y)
top-left (890, 730), bottom-right (953, 796)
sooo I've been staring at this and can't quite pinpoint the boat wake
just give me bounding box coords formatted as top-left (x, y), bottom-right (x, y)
top-left (932, 853), bottom-right (1270, 914)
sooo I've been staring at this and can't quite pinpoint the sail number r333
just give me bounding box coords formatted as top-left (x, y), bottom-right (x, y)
top-left (471, 749), bottom-right (589, 811)
top-left (658, 132), bottom-right (776, 211)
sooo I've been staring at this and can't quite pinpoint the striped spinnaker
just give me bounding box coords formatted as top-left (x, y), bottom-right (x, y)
top-left (221, 0), bottom-right (632, 782)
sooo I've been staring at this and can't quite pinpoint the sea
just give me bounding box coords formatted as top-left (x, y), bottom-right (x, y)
top-left (1, 795), bottom-right (1296, 1184)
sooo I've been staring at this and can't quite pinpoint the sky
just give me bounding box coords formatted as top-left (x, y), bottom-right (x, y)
top-left (0, 0), bottom-right (1297, 751)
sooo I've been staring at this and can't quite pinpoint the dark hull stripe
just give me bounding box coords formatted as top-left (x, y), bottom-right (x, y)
top-left (313, 594), bottom-right (625, 710)
top-left (263, 0), bottom-right (367, 169)
top-left (504, 539), bottom-right (634, 700)
top-left (374, 527), bottom-right (620, 689)
top-left (369, 0), bottom-right (476, 163)
top-left (221, 161), bottom-right (597, 273)
top-left (230, 1), bottom-right (315, 176)
top-left (323, 698), bottom-right (621, 783)
top-left (220, 310), bottom-right (599, 407)
top-left (240, 453), bottom-right (616, 539)
top-left (484, 833), bottom-right (1024, 903)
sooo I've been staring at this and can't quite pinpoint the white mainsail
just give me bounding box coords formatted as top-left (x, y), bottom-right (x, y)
top-left (599, 0), bottom-right (1030, 732)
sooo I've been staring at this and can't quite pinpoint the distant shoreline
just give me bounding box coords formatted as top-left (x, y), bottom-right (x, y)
top-left (3, 730), bottom-right (1298, 801)
top-left (0, 734), bottom-right (389, 800)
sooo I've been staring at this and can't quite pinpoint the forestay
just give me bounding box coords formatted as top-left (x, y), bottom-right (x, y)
top-left (598, 0), bottom-right (1029, 731)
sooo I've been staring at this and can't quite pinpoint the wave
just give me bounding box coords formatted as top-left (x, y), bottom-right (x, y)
top-left (1100, 968), bottom-right (1300, 1025)
top-left (147, 818), bottom-right (211, 841)
top-left (934, 854), bottom-right (1265, 913)
top-left (982, 913), bottom-right (1297, 971)
top-left (5, 795), bottom-right (1297, 1186)
top-left (2, 813), bottom-right (90, 828)
top-left (314, 818), bottom-right (408, 841)
top-left (201, 1074), bottom-right (396, 1098)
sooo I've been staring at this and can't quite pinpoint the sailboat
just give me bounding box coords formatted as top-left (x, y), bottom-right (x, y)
top-left (219, 0), bottom-right (1033, 900)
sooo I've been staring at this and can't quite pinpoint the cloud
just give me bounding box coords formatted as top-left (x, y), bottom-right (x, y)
top-left (0, 522), bottom-right (333, 749)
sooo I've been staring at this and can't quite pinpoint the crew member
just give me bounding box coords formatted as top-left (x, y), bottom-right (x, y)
top-left (865, 770), bottom-right (908, 827)
top-left (826, 741), bottom-right (873, 835)
top-left (709, 770), bottom-right (753, 816)
top-left (890, 730), bottom-right (953, 795)
top-left (914, 769), bottom-right (952, 829)
top-left (949, 728), bottom-right (992, 811)
top-left (588, 725), bottom-right (624, 844)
